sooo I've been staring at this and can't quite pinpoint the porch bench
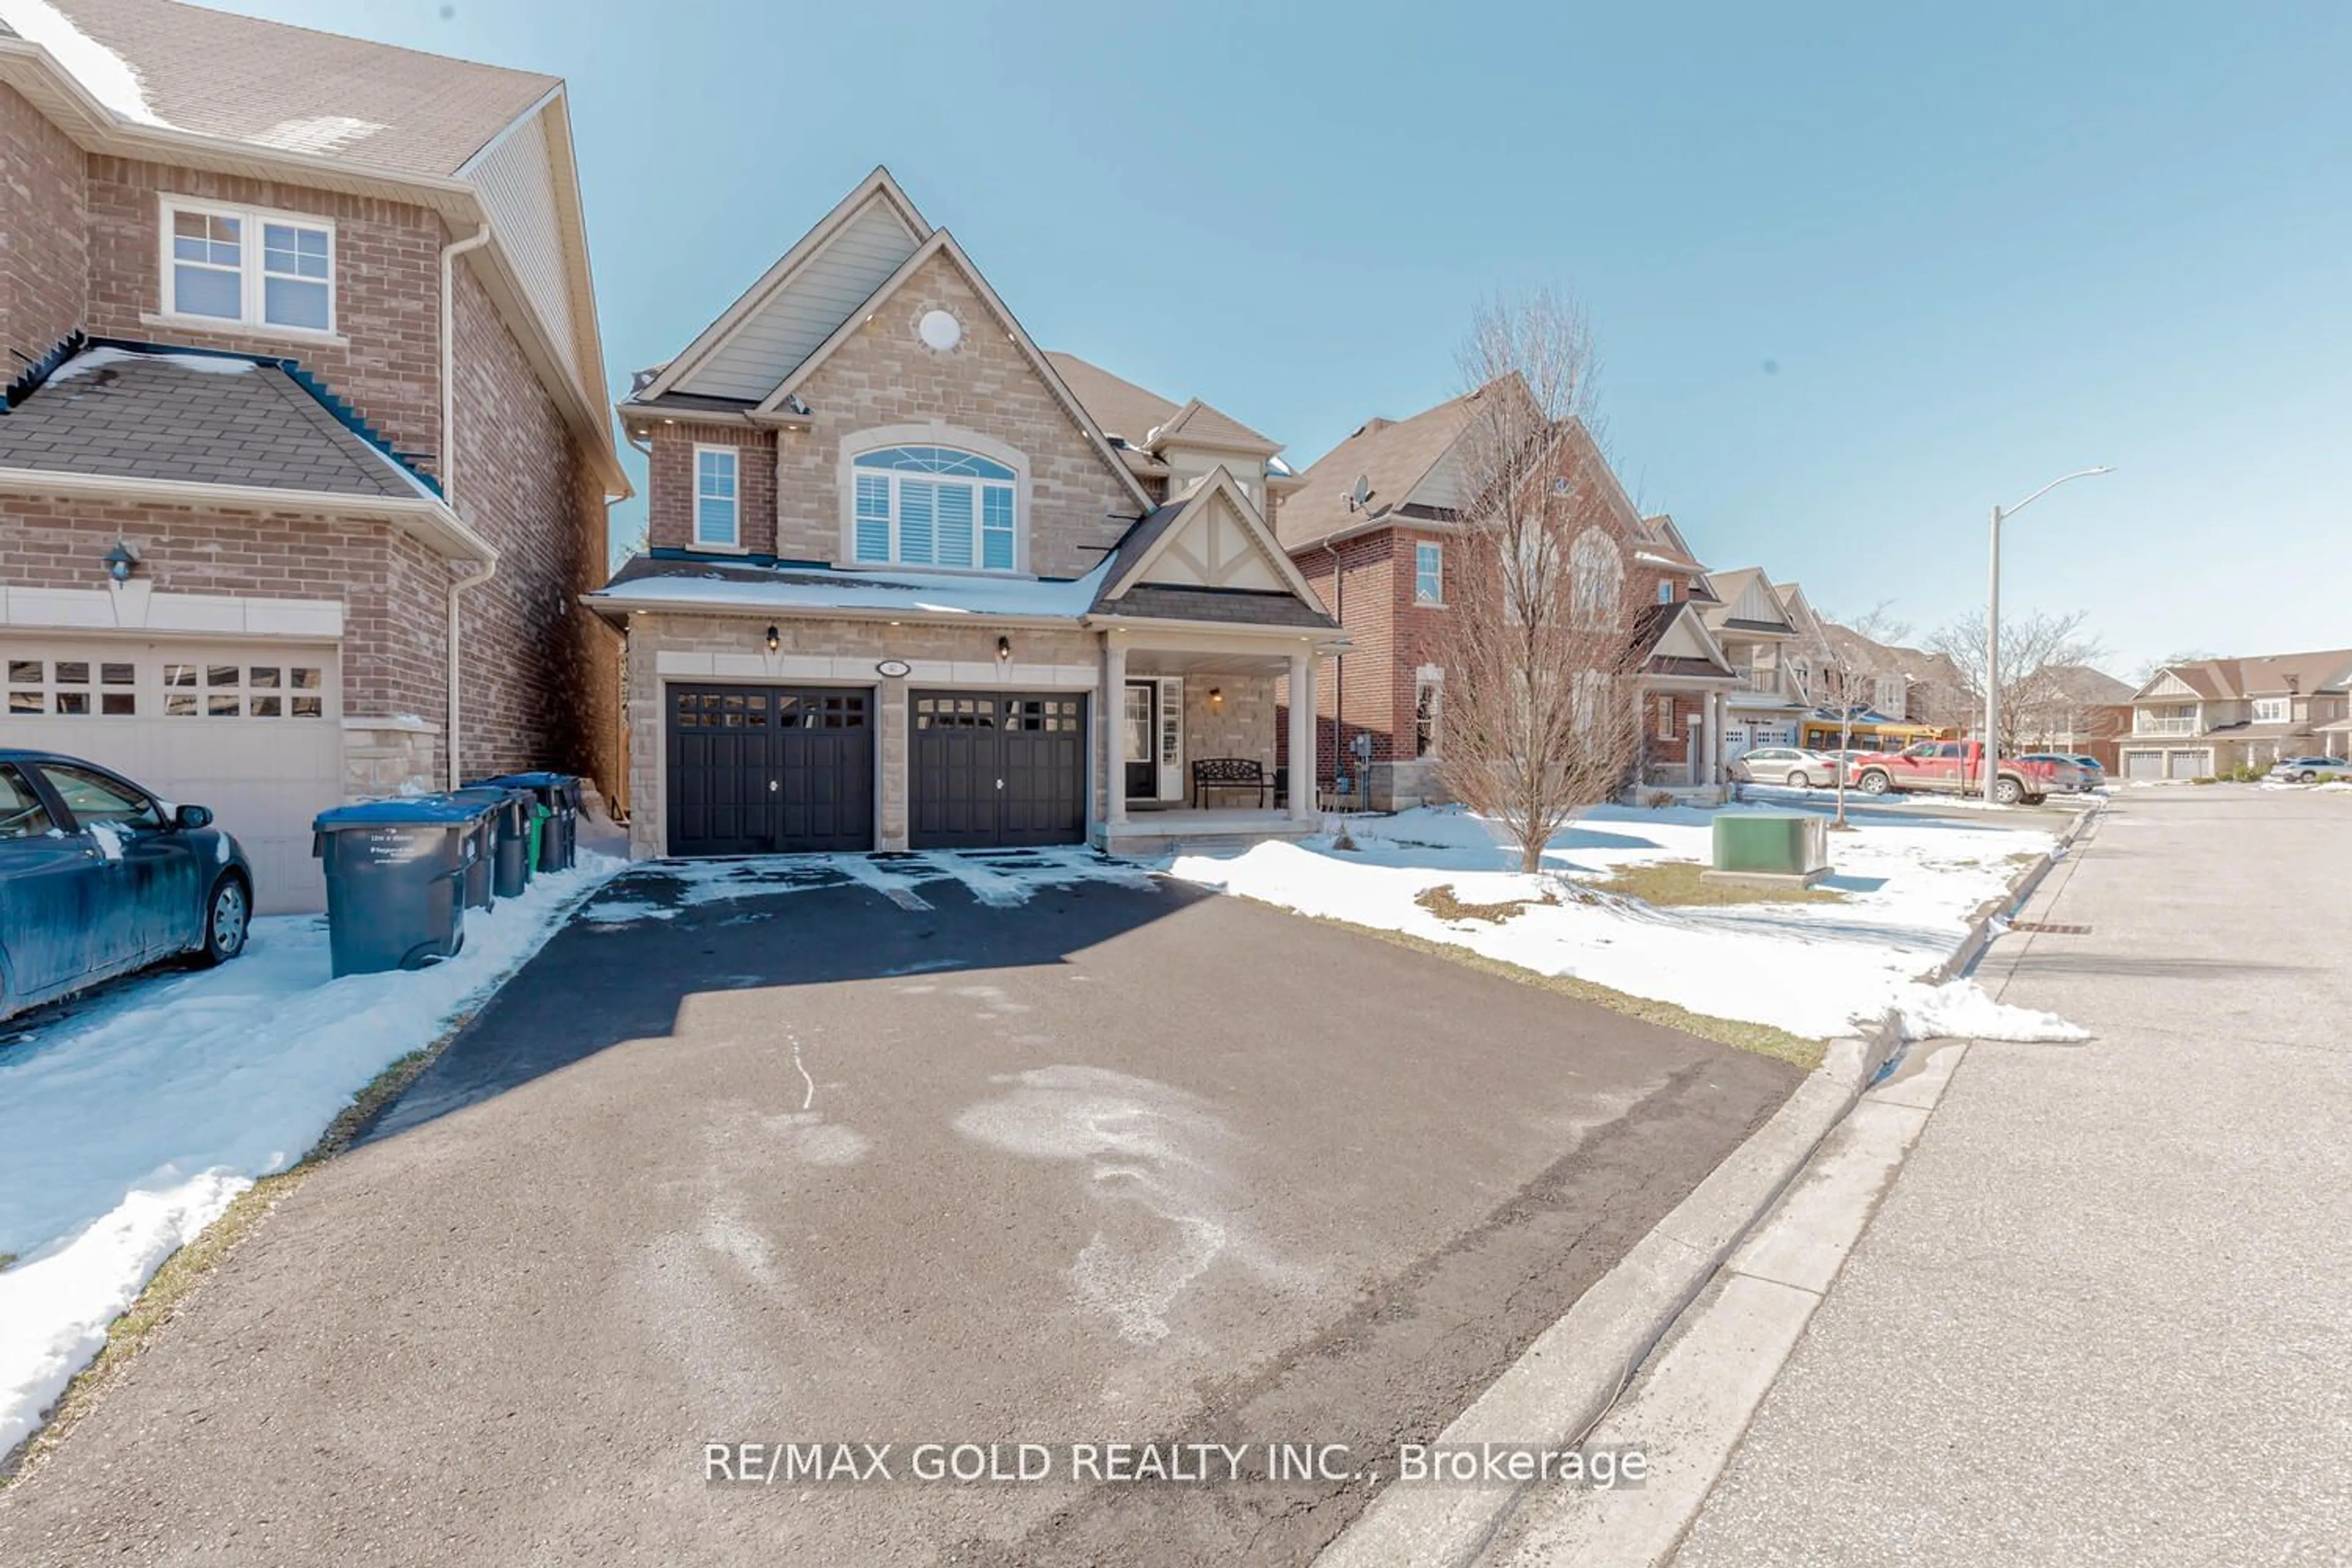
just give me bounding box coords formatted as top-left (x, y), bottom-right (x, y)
top-left (1190, 756), bottom-right (1270, 809)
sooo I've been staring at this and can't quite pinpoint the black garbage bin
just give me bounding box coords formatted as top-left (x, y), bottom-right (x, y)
top-left (470, 771), bottom-right (578, 873)
top-left (312, 797), bottom-right (481, 978)
top-left (450, 785), bottom-right (534, 899)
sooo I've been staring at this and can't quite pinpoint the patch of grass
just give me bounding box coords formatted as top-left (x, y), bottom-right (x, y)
top-left (1590, 859), bottom-right (1847, 908)
top-left (1310, 913), bottom-right (1825, 1071)
top-left (1, 1018), bottom-right (474, 1487)
top-left (1414, 883), bottom-right (1560, 924)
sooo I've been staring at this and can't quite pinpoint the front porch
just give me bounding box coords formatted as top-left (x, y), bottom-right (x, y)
top-left (1097, 805), bottom-right (1321, 857)
top-left (1097, 627), bottom-right (1327, 851)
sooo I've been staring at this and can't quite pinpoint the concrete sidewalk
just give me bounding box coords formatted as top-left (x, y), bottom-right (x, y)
top-left (1668, 785), bottom-right (2352, 1566)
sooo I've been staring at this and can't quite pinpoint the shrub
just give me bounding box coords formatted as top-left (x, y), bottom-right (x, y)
top-left (1646, 790), bottom-right (1678, 809)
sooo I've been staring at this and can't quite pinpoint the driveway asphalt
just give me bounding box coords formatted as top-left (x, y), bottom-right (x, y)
top-left (0, 851), bottom-right (1798, 1567)
top-left (1672, 784), bottom-right (2352, 1566)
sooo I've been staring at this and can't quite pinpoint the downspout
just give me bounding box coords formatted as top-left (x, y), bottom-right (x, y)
top-left (1322, 538), bottom-right (1346, 804)
top-left (440, 224), bottom-right (496, 788)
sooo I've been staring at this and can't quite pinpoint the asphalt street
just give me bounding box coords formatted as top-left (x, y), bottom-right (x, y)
top-left (0, 856), bottom-right (1796, 1567)
top-left (1673, 785), bottom-right (2352, 1566)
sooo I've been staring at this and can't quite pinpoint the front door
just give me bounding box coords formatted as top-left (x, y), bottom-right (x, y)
top-left (1123, 682), bottom-right (1155, 800)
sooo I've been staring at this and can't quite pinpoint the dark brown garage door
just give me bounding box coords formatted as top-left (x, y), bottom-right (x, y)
top-left (910, 692), bottom-right (1087, 850)
top-left (666, 685), bottom-right (873, 856)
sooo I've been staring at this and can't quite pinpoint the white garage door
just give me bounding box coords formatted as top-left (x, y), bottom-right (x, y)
top-left (2122, 750), bottom-right (2164, 780)
top-left (2165, 749), bottom-right (2209, 780)
top-left (2, 639), bottom-right (342, 913)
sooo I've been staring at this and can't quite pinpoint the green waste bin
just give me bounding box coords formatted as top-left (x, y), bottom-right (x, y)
top-left (1711, 813), bottom-right (1830, 880)
top-left (524, 801), bottom-right (549, 879)
top-left (470, 772), bottom-right (578, 873)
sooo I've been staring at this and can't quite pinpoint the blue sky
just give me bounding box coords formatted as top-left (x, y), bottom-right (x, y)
top-left (223, 1), bottom-right (2350, 676)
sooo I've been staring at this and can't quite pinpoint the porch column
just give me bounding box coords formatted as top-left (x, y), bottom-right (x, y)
top-left (1706, 690), bottom-right (1726, 784)
top-left (1289, 650), bottom-right (1317, 822)
top-left (1105, 641), bottom-right (1128, 825)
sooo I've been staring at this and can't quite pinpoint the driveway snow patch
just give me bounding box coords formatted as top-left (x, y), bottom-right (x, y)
top-left (0, 853), bottom-right (622, 1455)
top-left (1170, 805), bottom-right (2079, 1042)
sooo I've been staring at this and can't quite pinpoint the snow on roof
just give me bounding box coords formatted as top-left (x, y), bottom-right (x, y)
top-left (596, 560), bottom-right (1112, 620)
top-left (0, 0), bottom-right (165, 125)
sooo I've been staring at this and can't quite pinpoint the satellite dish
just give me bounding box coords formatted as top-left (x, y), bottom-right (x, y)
top-left (1348, 473), bottom-right (1372, 513)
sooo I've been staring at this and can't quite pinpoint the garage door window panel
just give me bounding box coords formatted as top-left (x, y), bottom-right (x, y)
top-left (165, 661), bottom-right (325, 718)
top-left (7, 658), bottom-right (138, 717)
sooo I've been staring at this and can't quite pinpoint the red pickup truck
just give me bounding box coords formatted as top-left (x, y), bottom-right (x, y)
top-left (1849, 741), bottom-right (2068, 805)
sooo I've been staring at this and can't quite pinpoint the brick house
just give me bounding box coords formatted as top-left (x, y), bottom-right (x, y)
top-left (594, 169), bottom-right (1340, 859)
top-left (0, 0), bottom-right (628, 910)
top-left (2119, 649), bottom-right (2352, 779)
top-left (1276, 386), bottom-right (1738, 805)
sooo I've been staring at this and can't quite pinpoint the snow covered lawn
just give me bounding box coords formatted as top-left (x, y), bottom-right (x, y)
top-left (1167, 803), bottom-right (2089, 1049)
top-left (0, 854), bottom-right (622, 1455)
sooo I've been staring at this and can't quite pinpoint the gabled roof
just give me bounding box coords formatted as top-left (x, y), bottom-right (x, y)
top-left (1630, 600), bottom-right (1737, 680)
top-left (1278, 389), bottom-right (1483, 552)
top-left (0, 0), bottom-right (555, 176)
top-left (1095, 466), bottom-right (1328, 611)
top-left (1044, 353), bottom-right (1277, 456)
top-left (1696, 568), bottom-right (1796, 636)
top-left (733, 227), bottom-right (1152, 514)
top-left (638, 167), bottom-right (932, 405)
top-left (0, 341), bottom-right (434, 499)
top-left (2132, 649), bottom-right (2352, 702)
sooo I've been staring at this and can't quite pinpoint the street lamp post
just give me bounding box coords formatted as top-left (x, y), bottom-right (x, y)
top-left (1981, 467), bottom-right (2113, 800)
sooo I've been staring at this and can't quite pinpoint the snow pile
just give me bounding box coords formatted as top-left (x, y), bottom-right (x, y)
top-left (2318, 781), bottom-right (2352, 794)
top-left (1170, 804), bottom-right (2071, 1042)
top-left (1891, 979), bottom-right (2090, 1044)
top-left (0, 853), bottom-right (622, 1455)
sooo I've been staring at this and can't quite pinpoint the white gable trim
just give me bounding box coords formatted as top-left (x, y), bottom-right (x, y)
top-left (1651, 602), bottom-right (1736, 672)
top-left (1107, 467), bottom-right (1327, 608)
top-left (754, 230), bottom-right (1154, 514)
top-left (641, 168), bottom-right (932, 402)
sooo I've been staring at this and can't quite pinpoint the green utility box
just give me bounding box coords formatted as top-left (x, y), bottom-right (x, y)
top-left (1707, 813), bottom-right (1831, 888)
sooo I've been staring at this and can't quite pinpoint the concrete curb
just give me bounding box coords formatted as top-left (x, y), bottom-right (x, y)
top-left (1313, 802), bottom-right (2100, 1568)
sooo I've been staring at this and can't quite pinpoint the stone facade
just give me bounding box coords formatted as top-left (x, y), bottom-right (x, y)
top-left (342, 718), bottom-right (442, 798)
top-left (622, 611), bottom-right (1101, 858)
top-left (1181, 673), bottom-right (1278, 788)
top-left (764, 251), bottom-right (1138, 578)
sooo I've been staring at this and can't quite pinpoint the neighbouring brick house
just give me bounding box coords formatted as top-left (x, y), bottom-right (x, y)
top-left (1276, 388), bottom-right (1738, 805)
top-left (2119, 649), bottom-right (2352, 779)
top-left (594, 168), bottom-right (1339, 859)
top-left (0, 0), bottom-right (628, 910)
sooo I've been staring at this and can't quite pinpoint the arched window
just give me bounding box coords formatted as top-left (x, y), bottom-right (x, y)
top-left (1569, 527), bottom-right (1624, 630)
top-left (850, 445), bottom-right (1019, 570)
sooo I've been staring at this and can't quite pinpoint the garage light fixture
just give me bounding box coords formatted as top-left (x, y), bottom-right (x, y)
top-left (996, 635), bottom-right (1011, 662)
top-left (103, 540), bottom-right (140, 583)
top-left (1208, 686), bottom-right (1223, 709)
top-left (764, 624), bottom-right (780, 654)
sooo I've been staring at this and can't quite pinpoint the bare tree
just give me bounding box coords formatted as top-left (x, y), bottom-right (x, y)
top-left (1806, 605), bottom-right (1913, 827)
top-left (1434, 291), bottom-right (1643, 873)
top-left (1928, 609), bottom-right (2108, 756)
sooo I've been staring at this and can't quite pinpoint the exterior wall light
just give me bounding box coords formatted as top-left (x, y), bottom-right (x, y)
top-left (764, 624), bottom-right (780, 654)
top-left (104, 540), bottom-right (140, 583)
top-left (1209, 686), bottom-right (1224, 709)
top-left (996, 635), bottom-right (1011, 662)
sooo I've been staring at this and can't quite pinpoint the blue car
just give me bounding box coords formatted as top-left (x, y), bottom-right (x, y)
top-left (0, 749), bottom-right (254, 1022)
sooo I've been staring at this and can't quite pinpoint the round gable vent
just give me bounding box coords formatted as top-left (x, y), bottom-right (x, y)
top-left (917, 309), bottom-right (962, 352)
